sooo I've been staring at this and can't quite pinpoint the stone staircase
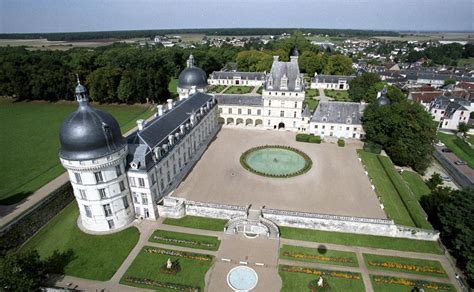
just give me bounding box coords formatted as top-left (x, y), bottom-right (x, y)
top-left (224, 209), bottom-right (280, 239)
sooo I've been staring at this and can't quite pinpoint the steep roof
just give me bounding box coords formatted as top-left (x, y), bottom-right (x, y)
top-left (311, 101), bottom-right (366, 125)
top-left (265, 58), bottom-right (303, 92)
top-left (210, 71), bottom-right (265, 80)
top-left (215, 94), bottom-right (262, 106)
top-left (311, 75), bottom-right (356, 84)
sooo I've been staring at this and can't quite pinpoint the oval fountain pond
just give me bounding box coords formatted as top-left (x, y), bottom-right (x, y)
top-left (227, 266), bottom-right (258, 291)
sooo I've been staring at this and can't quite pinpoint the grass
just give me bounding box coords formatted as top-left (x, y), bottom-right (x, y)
top-left (468, 135), bottom-right (474, 145)
top-left (358, 150), bottom-right (414, 226)
top-left (149, 229), bottom-right (221, 251)
top-left (0, 98), bottom-right (153, 204)
top-left (163, 215), bottom-right (227, 232)
top-left (458, 57), bottom-right (474, 66)
top-left (305, 88), bottom-right (319, 98)
top-left (168, 78), bottom-right (178, 96)
top-left (401, 171), bottom-right (431, 201)
top-left (304, 97), bottom-right (319, 112)
top-left (280, 244), bottom-right (359, 267)
top-left (256, 86), bottom-right (263, 94)
top-left (21, 202), bottom-right (140, 281)
top-left (121, 246), bottom-right (213, 291)
top-left (279, 265), bottom-right (365, 292)
top-left (324, 89), bottom-right (350, 101)
top-left (371, 275), bottom-right (455, 292)
top-left (437, 132), bottom-right (474, 169)
top-left (280, 227), bottom-right (443, 254)
top-left (364, 253), bottom-right (447, 278)
top-left (223, 85), bottom-right (254, 94)
top-left (208, 85), bottom-right (227, 93)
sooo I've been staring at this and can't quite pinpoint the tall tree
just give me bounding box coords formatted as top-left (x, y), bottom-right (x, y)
top-left (323, 54), bottom-right (353, 75)
top-left (348, 72), bottom-right (381, 102)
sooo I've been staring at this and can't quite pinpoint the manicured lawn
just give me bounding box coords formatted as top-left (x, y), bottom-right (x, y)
top-left (168, 78), bottom-right (178, 96)
top-left (305, 88), bottom-right (319, 98)
top-left (458, 57), bottom-right (474, 66)
top-left (208, 85), bottom-right (227, 93)
top-left (324, 89), bottom-right (350, 101)
top-left (163, 215), bottom-right (227, 232)
top-left (364, 253), bottom-right (447, 278)
top-left (280, 244), bottom-right (359, 267)
top-left (223, 85), bottom-right (254, 94)
top-left (304, 97), bottom-right (319, 112)
top-left (279, 265), bottom-right (365, 292)
top-left (256, 86), bottom-right (263, 94)
top-left (0, 99), bottom-right (153, 204)
top-left (121, 246), bottom-right (213, 291)
top-left (401, 171), bottom-right (431, 201)
top-left (21, 202), bottom-right (140, 281)
top-left (437, 132), bottom-right (474, 169)
top-left (358, 150), bottom-right (414, 226)
top-left (468, 135), bottom-right (474, 145)
top-left (149, 229), bottom-right (221, 251)
top-left (280, 227), bottom-right (442, 254)
top-left (371, 275), bottom-right (455, 292)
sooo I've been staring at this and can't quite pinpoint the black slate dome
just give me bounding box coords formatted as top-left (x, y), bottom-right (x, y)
top-left (376, 96), bottom-right (391, 107)
top-left (178, 54), bottom-right (207, 89)
top-left (59, 83), bottom-right (125, 161)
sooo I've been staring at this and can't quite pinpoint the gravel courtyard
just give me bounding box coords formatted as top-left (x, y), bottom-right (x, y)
top-left (173, 128), bottom-right (386, 219)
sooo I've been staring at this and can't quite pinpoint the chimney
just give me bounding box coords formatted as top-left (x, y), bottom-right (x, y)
top-left (157, 105), bottom-right (163, 116)
top-left (180, 124), bottom-right (185, 135)
top-left (273, 56), bottom-right (279, 62)
top-left (168, 135), bottom-right (173, 145)
top-left (137, 119), bottom-right (145, 131)
top-left (167, 99), bottom-right (173, 110)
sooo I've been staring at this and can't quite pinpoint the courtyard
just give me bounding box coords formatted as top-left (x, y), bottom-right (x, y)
top-left (173, 128), bottom-right (386, 219)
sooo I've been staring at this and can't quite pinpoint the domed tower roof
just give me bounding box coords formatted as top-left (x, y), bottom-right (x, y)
top-left (376, 85), bottom-right (391, 107)
top-left (178, 54), bottom-right (208, 89)
top-left (290, 46), bottom-right (299, 57)
top-left (59, 81), bottom-right (125, 161)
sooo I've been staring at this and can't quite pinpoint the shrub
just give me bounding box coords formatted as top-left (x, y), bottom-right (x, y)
top-left (363, 142), bottom-right (382, 154)
top-left (309, 135), bottom-right (322, 144)
top-left (337, 139), bottom-right (345, 147)
top-left (296, 134), bottom-right (311, 142)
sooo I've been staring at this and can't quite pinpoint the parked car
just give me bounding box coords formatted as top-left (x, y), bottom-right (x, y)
top-left (441, 175), bottom-right (452, 182)
top-left (436, 141), bottom-right (445, 147)
top-left (441, 148), bottom-right (452, 153)
top-left (455, 160), bottom-right (467, 165)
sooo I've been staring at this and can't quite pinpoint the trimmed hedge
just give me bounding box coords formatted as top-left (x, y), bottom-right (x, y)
top-left (337, 139), bottom-right (345, 147)
top-left (377, 156), bottom-right (433, 230)
top-left (296, 134), bottom-right (322, 144)
top-left (309, 135), bottom-right (322, 144)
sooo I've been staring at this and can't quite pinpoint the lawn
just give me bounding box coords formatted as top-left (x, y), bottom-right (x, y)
top-left (280, 244), bottom-right (359, 267)
top-left (280, 227), bottom-right (442, 254)
top-left (279, 265), bottom-right (365, 292)
top-left (223, 85), bottom-right (254, 94)
top-left (208, 85), bottom-right (227, 93)
top-left (437, 132), bottom-right (474, 169)
top-left (256, 86), bottom-right (263, 94)
top-left (364, 253), bottom-right (447, 278)
top-left (324, 89), bottom-right (350, 101)
top-left (371, 275), bottom-right (455, 292)
top-left (149, 229), bottom-right (221, 251)
top-left (168, 78), bottom-right (178, 97)
top-left (401, 171), bottom-right (431, 201)
top-left (458, 57), bottom-right (474, 66)
top-left (21, 202), bottom-right (140, 281)
top-left (304, 97), bottom-right (319, 112)
top-left (358, 150), bottom-right (415, 226)
top-left (306, 88), bottom-right (319, 98)
top-left (121, 246), bottom-right (213, 291)
top-left (163, 215), bottom-right (227, 232)
top-left (0, 98), bottom-right (153, 204)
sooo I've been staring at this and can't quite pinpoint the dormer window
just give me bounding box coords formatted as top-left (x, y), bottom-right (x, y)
top-left (281, 74), bottom-right (288, 89)
top-left (295, 76), bottom-right (301, 90)
top-left (268, 76), bottom-right (273, 88)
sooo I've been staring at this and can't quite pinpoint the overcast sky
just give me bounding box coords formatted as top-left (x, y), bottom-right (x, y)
top-left (0, 0), bottom-right (472, 33)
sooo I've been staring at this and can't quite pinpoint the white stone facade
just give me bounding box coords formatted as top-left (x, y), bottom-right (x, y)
top-left (309, 122), bottom-right (365, 139)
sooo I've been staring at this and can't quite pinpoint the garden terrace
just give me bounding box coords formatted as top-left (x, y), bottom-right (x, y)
top-left (280, 244), bottom-right (359, 267)
top-left (324, 89), bottom-right (350, 101)
top-left (370, 275), bottom-right (455, 292)
top-left (149, 229), bottom-right (221, 251)
top-left (163, 215), bottom-right (227, 231)
top-left (223, 85), bottom-right (254, 94)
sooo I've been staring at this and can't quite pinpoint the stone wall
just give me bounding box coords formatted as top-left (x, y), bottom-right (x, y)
top-left (262, 208), bottom-right (439, 241)
top-left (185, 200), bottom-right (247, 219)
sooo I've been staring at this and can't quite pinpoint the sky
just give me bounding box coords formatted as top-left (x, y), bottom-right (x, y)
top-left (0, 0), bottom-right (472, 34)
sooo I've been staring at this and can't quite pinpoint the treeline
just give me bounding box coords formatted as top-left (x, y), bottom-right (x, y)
top-left (0, 44), bottom-right (239, 103)
top-left (0, 28), bottom-right (399, 41)
top-left (405, 43), bottom-right (474, 66)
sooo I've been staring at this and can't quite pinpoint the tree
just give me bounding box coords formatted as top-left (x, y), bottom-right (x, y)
top-left (299, 51), bottom-right (326, 76)
top-left (457, 122), bottom-right (469, 138)
top-left (323, 54), bottom-right (353, 75)
top-left (443, 79), bottom-right (456, 87)
top-left (363, 100), bottom-right (436, 173)
top-left (0, 250), bottom-right (45, 291)
top-left (426, 172), bottom-right (443, 190)
top-left (348, 73), bottom-right (381, 102)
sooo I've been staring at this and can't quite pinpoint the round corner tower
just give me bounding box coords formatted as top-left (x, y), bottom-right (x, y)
top-left (59, 81), bottom-right (135, 232)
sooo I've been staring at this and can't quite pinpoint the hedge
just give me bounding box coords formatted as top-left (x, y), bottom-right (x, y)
top-left (337, 139), bottom-right (345, 147)
top-left (377, 156), bottom-right (433, 230)
top-left (309, 135), bottom-right (322, 144)
top-left (296, 134), bottom-right (322, 144)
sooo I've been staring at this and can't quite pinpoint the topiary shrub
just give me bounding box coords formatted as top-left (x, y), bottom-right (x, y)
top-left (296, 134), bottom-right (311, 142)
top-left (337, 139), bottom-right (345, 147)
top-left (309, 135), bottom-right (322, 144)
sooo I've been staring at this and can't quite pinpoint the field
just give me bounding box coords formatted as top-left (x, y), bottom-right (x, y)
top-left (163, 215), bottom-right (227, 231)
top-left (437, 132), bottom-right (474, 168)
top-left (0, 38), bottom-right (147, 51)
top-left (0, 98), bottom-right (153, 204)
top-left (279, 227), bottom-right (442, 254)
top-left (280, 244), bottom-right (359, 267)
top-left (21, 202), bottom-right (139, 281)
top-left (149, 229), bottom-right (221, 251)
top-left (324, 89), bottom-right (350, 101)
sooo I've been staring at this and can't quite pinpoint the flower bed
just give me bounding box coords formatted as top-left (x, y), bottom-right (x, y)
top-left (280, 265), bottom-right (361, 280)
top-left (368, 260), bottom-right (444, 274)
top-left (143, 247), bottom-right (212, 262)
top-left (283, 251), bottom-right (355, 264)
top-left (372, 275), bottom-right (453, 291)
top-left (124, 276), bottom-right (200, 291)
top-left (152, 235), bottom-right (216, 249)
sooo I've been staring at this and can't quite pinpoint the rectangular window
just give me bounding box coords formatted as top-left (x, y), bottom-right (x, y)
top-left (314, 125), bottom-right (318, 129)
top-left (122, 196), bottom-right (130, 209)
top-left (280, 111), bottom-right (284, 117)
top-left (79, 189), bottom-right (86, 200)
top-left (228, 108), bottom-right (232, 114)
top-left (281, 101), bottom-right (285, 107)
top-left (269, 100), bottom-right (272, 106)
top-left (98, 188), bottom-right (106, 199)
top-left (346, 127), bottom-right (350, 131)
top-left (74, 173), bottom-right (82, 184)
top-left (84, 205), bottom-right (92, 218)
top-left (141, 193), bottom-right (148, 205)
top-left (103, 204), bottom-right (112, 217)
top-left (133, 193), bottom-right (139, 204)
top-left (107, 219), bottom-right (115, 229)
top-left (144, 208), bottom-right (150, 218)
top-left (268, 110), bottom-right (271, 116)
top-left (238, 108), bottom-right (242, 114)
top-left (138, 178), bottom-right (145, 187)
top-left (119, 181), bottom-right (125, 192)
top-left (322, 125), bottom-right (325, 130)
top-left (294, 111), bottom-right (297, 118)
top-left (330, 126), bottom-right (334, 130)
top-left (115, 165), bottom-right (122, 177)
top-left (94, 171), bottom-right (104, 183)
top-left (160, 178), bottom-right (165, 190)
top-left (354, 127), bottom-right (357, 131)
top-left (295, 101), bottom-right (298, 108)
top-left (257, 109), bottom-right (261, 115)
top-left (247, 109), bottom-right (251, 115)
top-left (129, 177), bottom-right (136, 187)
